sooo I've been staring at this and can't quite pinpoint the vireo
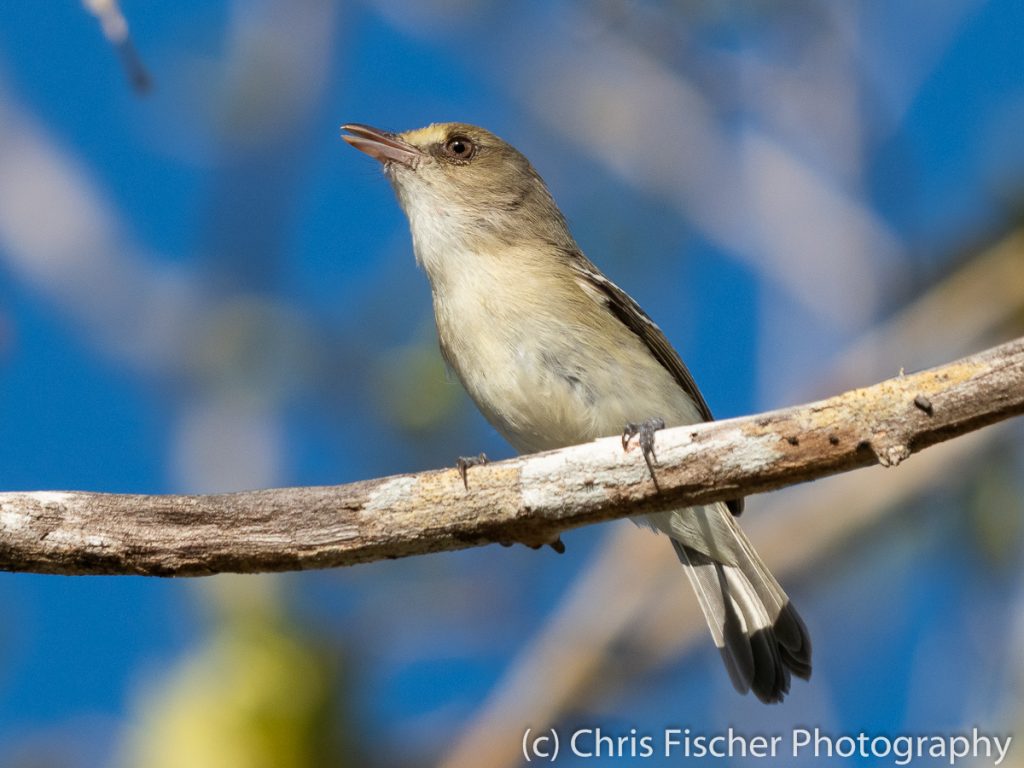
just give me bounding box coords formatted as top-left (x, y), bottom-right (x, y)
top-left (342, 122), bottom-right (811, 703)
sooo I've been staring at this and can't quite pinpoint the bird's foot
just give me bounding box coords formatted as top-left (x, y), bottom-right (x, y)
top-left (622, 417), bottom-right (666, 490)
top-left (455, 452), bottom-right (488, 490)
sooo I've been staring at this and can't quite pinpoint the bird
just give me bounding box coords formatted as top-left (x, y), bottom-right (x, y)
top-left (342, 121), bottom-right (811, 703)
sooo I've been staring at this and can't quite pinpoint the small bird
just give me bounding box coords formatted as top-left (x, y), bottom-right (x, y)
top-left (342, 122), bottom-right (811, 703)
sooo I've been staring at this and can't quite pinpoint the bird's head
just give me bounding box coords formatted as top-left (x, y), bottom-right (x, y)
top-left (342, 122), bottom-right (572, 260)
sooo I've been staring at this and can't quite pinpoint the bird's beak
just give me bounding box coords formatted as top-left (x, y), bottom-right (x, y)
top-left (341, 124), bottom-right (422, 168)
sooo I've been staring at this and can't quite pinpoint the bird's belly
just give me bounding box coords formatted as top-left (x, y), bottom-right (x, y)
top-left (483, 346), bottom-right (610, 453)
top-left (439, 310), bottom-right (701, 454)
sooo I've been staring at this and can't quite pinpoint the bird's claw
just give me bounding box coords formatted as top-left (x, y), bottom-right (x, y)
top-left (455, 452), bottom-right (488, 490)
top-left (622, 417), bottom-right (666, 489)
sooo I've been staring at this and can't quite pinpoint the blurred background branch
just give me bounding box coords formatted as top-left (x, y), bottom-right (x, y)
top-left (82, 0), bottom-right (151, 93)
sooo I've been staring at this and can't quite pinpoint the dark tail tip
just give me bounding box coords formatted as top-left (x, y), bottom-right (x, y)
top-left (719, 600), bottom-right (812, 704)
top-left (747, 603), bottom-right (812, 704)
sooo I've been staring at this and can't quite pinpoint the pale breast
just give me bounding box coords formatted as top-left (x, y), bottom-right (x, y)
top-left (431, 259), bottom-right (703, 454)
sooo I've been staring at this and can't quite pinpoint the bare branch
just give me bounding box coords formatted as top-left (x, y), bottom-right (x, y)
top-left (1, 336), bottom-right (1022, 577)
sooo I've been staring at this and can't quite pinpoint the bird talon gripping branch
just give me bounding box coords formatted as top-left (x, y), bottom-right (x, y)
top-left (622, 417), bottom-right (667, 487)
top-left (455, 452), bottom-right (488, 490)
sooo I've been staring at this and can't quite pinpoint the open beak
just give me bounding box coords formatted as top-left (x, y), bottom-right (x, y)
top-left (341, 124), bottom-right (422, 168)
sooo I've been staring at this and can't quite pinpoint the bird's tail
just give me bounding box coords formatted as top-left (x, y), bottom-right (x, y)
top-left (664, 504), bottom-right (812, 703)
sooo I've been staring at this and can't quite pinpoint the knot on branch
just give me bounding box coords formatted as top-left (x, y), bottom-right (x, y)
top-left (872, 441), bottom-right (913, 468)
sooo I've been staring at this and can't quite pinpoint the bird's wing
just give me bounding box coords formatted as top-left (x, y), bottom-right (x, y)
top-left (567, 252), bottom-right (744, 516)
top-left (567, 253), bottom-right (714, 420)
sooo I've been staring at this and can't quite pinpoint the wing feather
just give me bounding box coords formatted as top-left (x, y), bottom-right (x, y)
top-left (567, 253), bottom-right (743, 515)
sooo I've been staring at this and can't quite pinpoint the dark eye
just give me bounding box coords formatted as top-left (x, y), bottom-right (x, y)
top-left (442, 135), bottom-right (476, 161)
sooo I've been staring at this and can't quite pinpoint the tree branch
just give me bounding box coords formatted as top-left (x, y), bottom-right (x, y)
top-left (2, 336), bottom-right (1022, 576)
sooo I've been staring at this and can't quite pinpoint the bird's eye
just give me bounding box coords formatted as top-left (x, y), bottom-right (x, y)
top-left (441, 135), bottom-right (476, 161)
